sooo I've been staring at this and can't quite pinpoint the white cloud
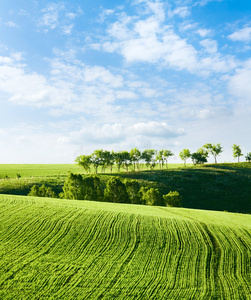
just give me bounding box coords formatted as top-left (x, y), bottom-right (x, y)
top-left (96, 2), bottom-right (237, 76)
top-left (60, 121), bottom-right (184, 148)
top-left (5, 21), bottom-right (18, 28)
top-left (200, 39), bottom-right (218, 53)
top-left (128, 121), bottom-right (184, 138)
top-left (228, 27), bottom-right (251, 43)
top-left (39, 3), bottom-right (64, 30)
top-left (228, 60), bottom-right (251, 100)
top-left (62, 24), bottom-right (74, 35)
top-left (196, 28), bottom-right (211, 37)
top-left (168, 6), bottom-right (190, 18)
top-left (195, 0), bottom-right (223, 6)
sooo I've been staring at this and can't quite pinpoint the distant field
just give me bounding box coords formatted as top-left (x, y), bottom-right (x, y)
top-left (0, 164), bottom-right (82, 178)
top-left (0, 194), bottom-right (250, 299)
top-left (0, 163), bottom-right (185, 178)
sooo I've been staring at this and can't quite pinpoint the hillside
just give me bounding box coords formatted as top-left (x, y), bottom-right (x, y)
top-left (1, 162), bottom-right (250, 213)
top-left (0, 194), bottom-right (250, 299)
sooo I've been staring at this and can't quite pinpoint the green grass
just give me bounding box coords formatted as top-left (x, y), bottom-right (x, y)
top-left (0, 194), bottom-right (250, 299)
top-left (0, 164), bottom-right (83, 178)
top-left (0, 162), bottom-right (251, 213)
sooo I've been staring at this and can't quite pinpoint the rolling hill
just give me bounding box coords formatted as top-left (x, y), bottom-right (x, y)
top-left (0, 194), bottom-right (250, 299)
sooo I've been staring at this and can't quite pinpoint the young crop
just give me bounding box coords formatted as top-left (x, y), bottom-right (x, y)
top-left (0, 195), bottom-right (250, 299)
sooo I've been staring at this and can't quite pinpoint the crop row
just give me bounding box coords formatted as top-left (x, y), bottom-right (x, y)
top-left (0, 195), bottom-right (250, 299)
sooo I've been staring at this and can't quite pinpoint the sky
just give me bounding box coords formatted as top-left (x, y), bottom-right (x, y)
top-left (0, 0), bottom-right (251, 163)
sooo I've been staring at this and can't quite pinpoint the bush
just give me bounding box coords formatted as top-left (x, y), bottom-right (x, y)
top-left (163, 191), bottom-right (182, 207)
top-left (125, 179), bottom-right (142, 204)
top-left (28, 184), bottom-right (57, 198)
top-left (104, 177), bottom-right (130, 203)
top-left (63, 173), bottom-right (85, 200)
top-left (141, 188), bottom-right (163, 206)
top-left (62, 173), bottom-right (104, 201)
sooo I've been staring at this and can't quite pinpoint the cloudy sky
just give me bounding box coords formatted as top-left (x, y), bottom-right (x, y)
top-left (0, 0), bottom-right (250, 163)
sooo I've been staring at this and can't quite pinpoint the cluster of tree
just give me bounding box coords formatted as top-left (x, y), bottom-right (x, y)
top-left (76, 144), bottom-right (250, 173)
top-left (179, 144), bottom-right (251, 165)
top-left (28, 184), bottom-right (57, 198)
top-left (179, 143), bottom-right (223, 165)
top-left (60, 173), bottom-right (182, 207)
top-left (75, 148), bottom-right (174, 173)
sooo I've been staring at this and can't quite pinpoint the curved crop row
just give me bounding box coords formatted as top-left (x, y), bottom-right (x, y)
top-left (0, 195), bottom-right (250, 299)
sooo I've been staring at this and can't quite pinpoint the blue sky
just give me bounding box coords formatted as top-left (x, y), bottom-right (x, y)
top-left (0, 0), bottom-right (251, 163)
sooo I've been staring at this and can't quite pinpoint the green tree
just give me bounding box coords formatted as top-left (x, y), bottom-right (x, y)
top-left (82, 175), bottom-right (104, 201)
top-left (179, 149), bottom-right (191, 166)
top-left (114, 151), bottom-right (124, 172)
top-left (105, 150), bottom-right (115, 173)
top-left (163, 150), bottom-right (174, 169)
top-left (191, 148), bottom-right (208, 165)
top-left (124, 179), bottom-right (142, 204)
top-left (104, 177), bottom-right (130, 203)
top-left (141, 188), bottom-right (163, 206)
top-left (163, 191), bottom-right (182, 207)
top-left (28, 184), bottom-right (57, 198)
top-left (245, 152), bottom-right (251, 162)
top-left (203, 143), bottom-right (223, 163)
top-left (130, 148), bottom-right (141, 171)
top-left (75, 155), bottom-right (92, 173)
top-left (232, 144), bottom-right (243, 163)
top-left (121, 151), bottom-right (132, 171)
top-left (91, 149), bottom-right (104, 174)
top-left (156, 150), bottom-right (164, 169)
top-left (63, 173), bottom-right (85, 200)
top-left (141, 149), bottom-right (156, 169)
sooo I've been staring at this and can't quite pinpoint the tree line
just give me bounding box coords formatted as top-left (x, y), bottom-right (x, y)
top-left (28, 173), bottom-right (182, 207)
top-left (75, 144), bottom-right (251, 173)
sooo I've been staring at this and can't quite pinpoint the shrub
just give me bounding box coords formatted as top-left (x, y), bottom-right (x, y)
top-left (163, 191), bottom-right (182, 207)
top-left (124, 179), bottom-right (142, 204)
top-left (63, 173), bottom-right (85, 200)
top-left (141, 188), bottom-right (163, 206)
top-left (28, 184), bottom-right (57, 198)
top-left (104, 177), bottom-right (130, 203)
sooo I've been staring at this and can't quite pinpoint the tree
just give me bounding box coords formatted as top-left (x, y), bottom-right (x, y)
top-left (82, 175), bottom-right (104, 201)
top-left (156, 150), bottom-right (164, 169)
top-left (121, 151), bottom-right (132, 171)
top-left (141, 149), bottom-right (156, 169)
top-left (203, 143), bottom-right (223, 163)
top-left (245, 152), bottom-right (251, 162)
top-left (63, 173), bottom-right (85, 200)
top-left (179, 149), bottom-right (191, 166)
top-left (191, 148), bottom-right (208, 165)
top-left (232, 144), bottom-right (243, 163)
top-left (104, 177), bottom-right (130, 203)
top-left (28, 184), bottom-right (57, 198)
top-left (91, 149), bottom-right (105, 174)
top-left (124, 179), bottom-right (142, 204)
top-left (141, 188), bottom-right (163, 206)
top-left (75, 155), bottom-right (92, 173)
top-left (163, 191), bottom-right (182, 207)
top-left (163, 150), bottom-right (174, 169)
top-left (114, 151), bottom-right (124, 172)
top-left (105, 151), bottom-right (115, 173)
top-left (130, 148), bottom-right (141, 171)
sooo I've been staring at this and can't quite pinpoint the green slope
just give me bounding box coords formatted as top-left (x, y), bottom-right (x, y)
top-left (0, 195), bottom-right (250, 299)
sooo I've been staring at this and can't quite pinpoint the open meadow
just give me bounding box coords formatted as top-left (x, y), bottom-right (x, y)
top-left (0, 194), bottom-right (250, 299)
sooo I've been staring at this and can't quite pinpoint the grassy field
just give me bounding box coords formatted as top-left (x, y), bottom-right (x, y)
top-left (1, 162), bottom-right (250, 213)
top-left (0, 163), bottom-right (185, 178)
top-left (0, 194), bottom-right (250, 299)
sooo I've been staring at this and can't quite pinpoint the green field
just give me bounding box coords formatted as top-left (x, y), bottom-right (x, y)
top-left (0, 163), bottom-right (250, 213)
top-left (0, 194), bottom-right (250, 299)
top-left (0, 163), bottom-right (184, 178)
